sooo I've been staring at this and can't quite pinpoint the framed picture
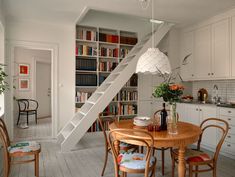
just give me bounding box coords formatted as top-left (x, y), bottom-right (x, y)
top-left (19, 78), bottom-right (30, 91)
top-left (19, 64), bottom-right (30, 76)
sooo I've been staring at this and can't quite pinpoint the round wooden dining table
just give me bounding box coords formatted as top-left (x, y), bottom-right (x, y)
top-left (109, 119), bottom-right (202, 177)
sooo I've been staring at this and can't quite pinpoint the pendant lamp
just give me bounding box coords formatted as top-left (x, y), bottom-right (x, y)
top-left (136, 0), bottom-right (172, 75)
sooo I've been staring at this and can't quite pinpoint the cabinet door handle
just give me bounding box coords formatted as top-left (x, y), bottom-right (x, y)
top-left (199, 109), bottom-right (202, 111)
top-left (229, 127), bottom-right (231, 130)
top-left (192, 74), bottom-right (194, 77)
top-left (228, 118), bottom-right (231, 121)
top-left (227, 135), bottom-right (231, 138)
top-left (228, 111), bottom-right (231, 113)
top-left (196, 108), bottom-right (198, 111)
top-left (227, 144), bottom-right (231, 147)
top-left (211, 73), bottom-right (214, 75)
top-left (208, 73), bottom-right (210, 76)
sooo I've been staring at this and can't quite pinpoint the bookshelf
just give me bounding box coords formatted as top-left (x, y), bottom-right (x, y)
top-left (75, 25), bottom-right (138, 131)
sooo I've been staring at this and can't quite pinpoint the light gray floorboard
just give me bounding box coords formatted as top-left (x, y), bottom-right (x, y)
top-left (6, 132), bottom-right (235, 177)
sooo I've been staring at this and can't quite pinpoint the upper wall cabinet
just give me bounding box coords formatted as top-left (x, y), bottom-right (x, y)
top-left (180, 31), bottom-right (194, 81)
top-left (194, 25), bottom-right (212, 79)
top-left (180, 18), bottom-right (231, 80)
top-left (232, 16), bottom-right (235, 78)
top-left (212, 18), bottom-right (230, 79)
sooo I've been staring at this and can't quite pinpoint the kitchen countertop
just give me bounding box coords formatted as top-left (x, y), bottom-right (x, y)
top-left (178, 100), bottom-right (235, 109)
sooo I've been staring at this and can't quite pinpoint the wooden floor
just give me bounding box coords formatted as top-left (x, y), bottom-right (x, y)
top-left (9, 132), bottom-right (235, 177)
top-left (14, 117), bottom-right (52, 141)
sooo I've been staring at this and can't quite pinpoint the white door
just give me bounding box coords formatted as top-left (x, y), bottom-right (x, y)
top-left (36, 62), bottom-right (51, 118)
top-left (180, 31), bottom-right (194, 81)
top-left (212, 18), bottom-right (230, 79)
top-left (194, 25), bottom-right (212, 79)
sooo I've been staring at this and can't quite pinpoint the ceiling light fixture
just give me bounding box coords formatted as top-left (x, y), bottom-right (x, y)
top-left (136, 0), bottom-right (171, 75)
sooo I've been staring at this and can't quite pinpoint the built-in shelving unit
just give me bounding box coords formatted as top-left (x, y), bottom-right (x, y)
top-left (75, 25), bottom-right (138, 132)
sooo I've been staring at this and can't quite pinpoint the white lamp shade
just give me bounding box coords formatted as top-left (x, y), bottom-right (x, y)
top-left (136, 48), bottom-right (171, 74)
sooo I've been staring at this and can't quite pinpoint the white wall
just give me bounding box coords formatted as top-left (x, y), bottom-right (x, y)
top-left (6, 20), bottom-right (75, 133)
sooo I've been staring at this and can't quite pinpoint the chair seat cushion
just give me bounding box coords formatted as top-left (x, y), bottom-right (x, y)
top-left (118, 153), bottom-right (155, 170)
top-left (8, 141), bottom-right (40, 154)
top-left (172, 149), bottom-right (211, 163)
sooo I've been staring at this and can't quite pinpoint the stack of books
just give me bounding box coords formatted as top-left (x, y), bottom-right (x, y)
top-left (76, 59), bottom-right (97, 71)
top-left (76, 74), bottom-right (97, 86)
top-left (120, 48), bottom-right (131, 58)
top-left (120, 90), bottom-right (138, 101)
top-left (120, 36), bottom-right (138, 45)
top-left (118, 103), bottom-right (137, 115)
top-left (76, 91), bottom-right (92, 103)
top-left (76, 45), bottom-right (97, 56)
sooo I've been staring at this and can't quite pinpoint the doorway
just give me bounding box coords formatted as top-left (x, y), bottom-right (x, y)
top-left (13, 47), bottom-right (53, 141)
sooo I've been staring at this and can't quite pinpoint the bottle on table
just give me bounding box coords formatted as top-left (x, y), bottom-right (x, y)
top-left (160, 103), bottom-right (168, 130)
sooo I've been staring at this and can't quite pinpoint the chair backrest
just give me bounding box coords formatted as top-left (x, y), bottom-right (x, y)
top-left (0, 118), bottom-right (10, 146)
top-left (108, 129), bottom-right (154, 176)
top-left (197, 118), bottom-right (229, 161)
top-left (97, 112), bottom-right (116, 146)
top-left (17, 99), bottom-right (39, 111)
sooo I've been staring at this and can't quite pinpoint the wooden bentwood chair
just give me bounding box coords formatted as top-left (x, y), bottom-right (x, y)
top-left (98, 112), bottom-right (137, 176)
top-left (171, 118), bottom-right (229, 177)
top-left (0, 118), bottom-right (41, 177)
top-left (17, 99), bottom-right (39, 125)
top-left (153, 109), bottom-right (179, 176)
top-left (108, 129), bottom-right (157, 177)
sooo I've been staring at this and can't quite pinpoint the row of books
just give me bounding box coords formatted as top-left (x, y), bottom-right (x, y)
top-left (99, 61), bottom-right (117, 72)
top-left (99, 33), bottom-right (118, 43)
top-left (76, 45), bottom-right (97, 56)
top-left (75, 91), bottom-right (92, 103)
top-left (77, 29), bottom-right (97, 41)
top-left (76, 74), bottom-right (97, 86)
top-left (118, 103), bottom-right (137, 115)
top-left (125, 74), bottom-right (138, 87)
top-left (76, 59), bottom-right (96, 71)
top-left (120, 90), bottom-right (138, 101)
top-left (99, 75), bottom-right (107, 85)
top-left (120, 36), bottom-right (138, 45)
top-left (100, 47), bottom-right (119, 58)
top-left (120, 48), bottom-right (131, 58)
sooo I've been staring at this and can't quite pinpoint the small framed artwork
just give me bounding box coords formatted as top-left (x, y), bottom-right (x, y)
top-left (19, 64), bottom-right (30, 76)
top-left (19, 78), bottom-right (30, 91)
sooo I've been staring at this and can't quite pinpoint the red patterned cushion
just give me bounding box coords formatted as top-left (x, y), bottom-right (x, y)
top-left (172, 149), bottom-right (211, 163)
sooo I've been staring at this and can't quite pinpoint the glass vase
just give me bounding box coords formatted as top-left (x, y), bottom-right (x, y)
top-left (168, 102), bottom-right (178, 134)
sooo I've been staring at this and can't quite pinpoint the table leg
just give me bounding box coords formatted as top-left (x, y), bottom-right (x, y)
top-left (114, 140), bottom-right (120, 177)
top-left (178, 146), bottom-right (186, 177)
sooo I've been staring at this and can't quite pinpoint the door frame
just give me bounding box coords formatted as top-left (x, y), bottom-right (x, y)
top-left (5, 40), bottom-right (58, 139)
top-left (34, 58), bottom-right (52, 119)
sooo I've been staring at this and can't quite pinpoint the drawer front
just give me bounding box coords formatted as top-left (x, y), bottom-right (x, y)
top-left (220, 116), bottom-right (235, 126)
top-left (225, 134), bottom-right (235, 144)
top-left (221, 142), bottom-right (235, 154)
top-left (219, 108), bottom-right (235, 117)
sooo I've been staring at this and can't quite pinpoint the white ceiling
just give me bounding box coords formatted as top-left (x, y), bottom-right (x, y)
top-left (3, 0), bottom-right (235, 27)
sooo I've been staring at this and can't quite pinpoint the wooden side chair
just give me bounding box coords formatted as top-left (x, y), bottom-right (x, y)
top-left (108, 129), bottom-right (157, 177)
top-left (171, 118), bottom-right (229, 177)
top-left (17, 99), bottom-right (39, 125)
top-left (153, 109), bottom-right (179, 176)
top-left (98, 112), bottom-right (137, 176)
top-left (0, 118), bottom-right (41, 177)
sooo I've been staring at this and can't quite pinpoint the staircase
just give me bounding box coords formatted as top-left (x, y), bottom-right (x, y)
top-left (58, 22), bottom-right (173, 152)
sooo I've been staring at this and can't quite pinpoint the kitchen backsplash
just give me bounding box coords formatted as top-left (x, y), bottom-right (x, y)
top-left (192, 80), bottom-right (235, 103)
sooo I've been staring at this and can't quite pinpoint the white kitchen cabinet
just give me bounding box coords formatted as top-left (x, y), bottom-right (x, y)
top-left (194, 25), bottom-right (212, 79)
top-left (176, 103), bottom-right (187, 122)
top-left (185, 104), bottom-right (201, 125)
top-left (180, 31), bottom-right (194, 81)
top-left (200, 106), bottom-right (217, 149)
top-left (231, 16), bottom-right (235, 78)
top-left (212, 18), bottom-right (230, 79)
